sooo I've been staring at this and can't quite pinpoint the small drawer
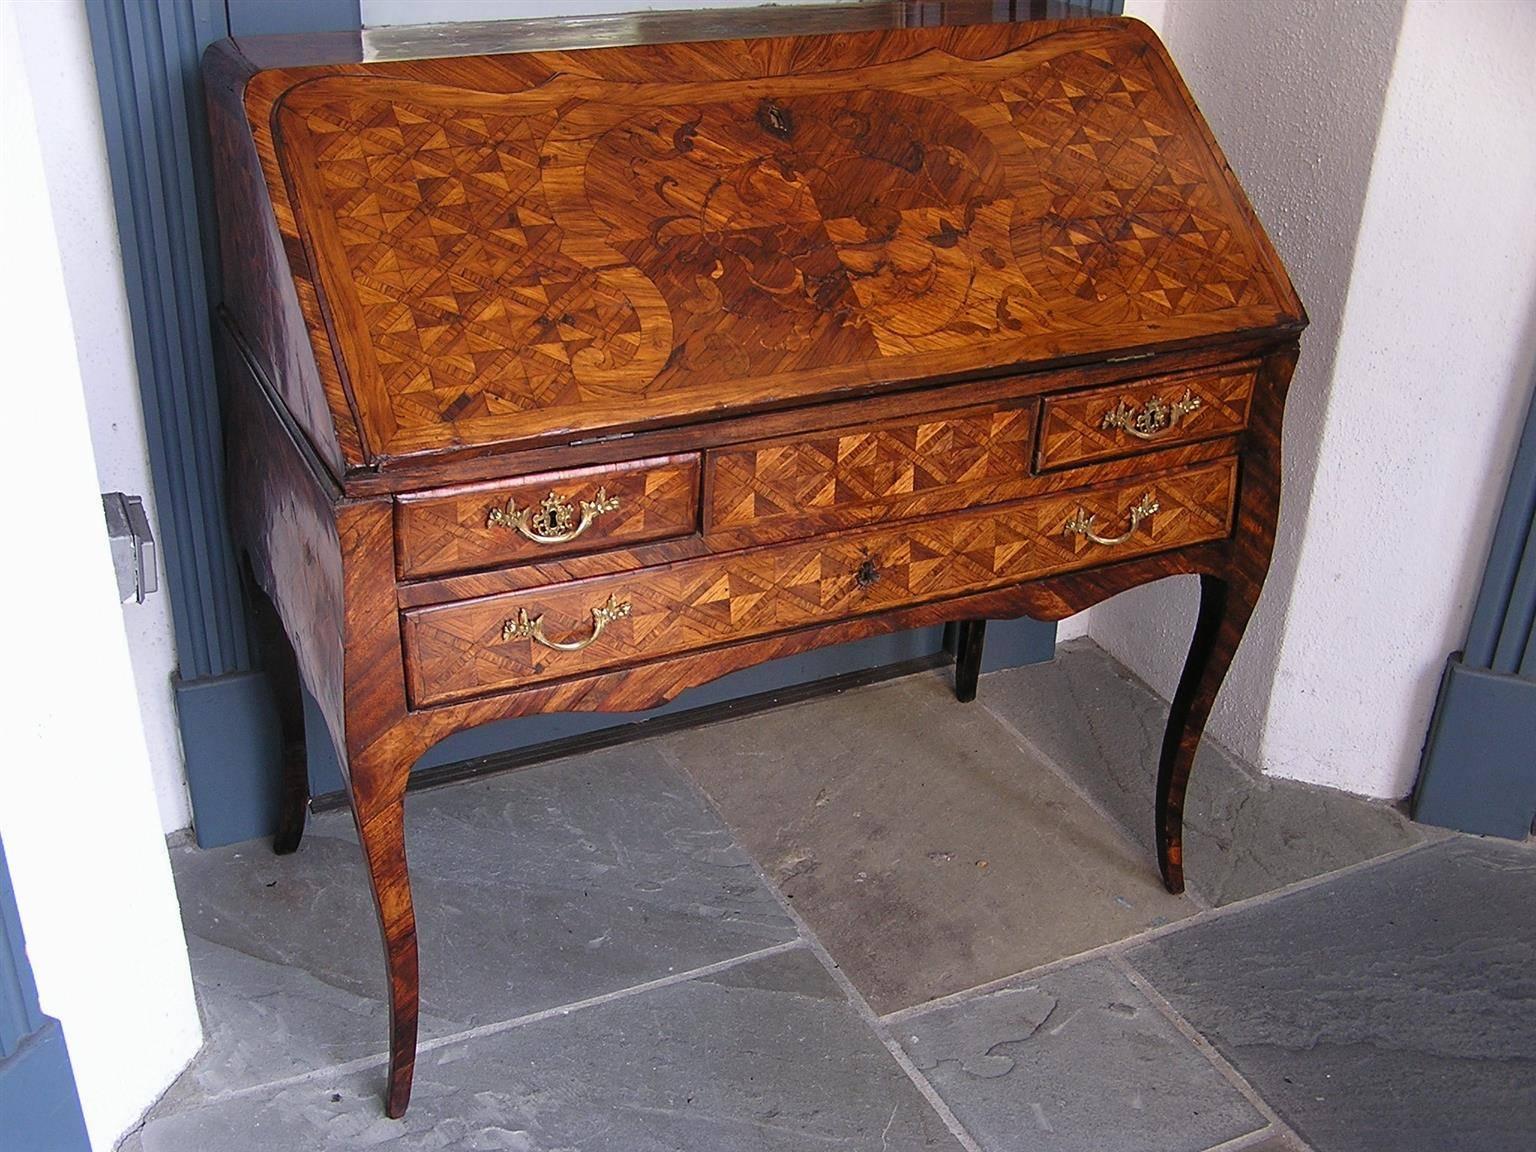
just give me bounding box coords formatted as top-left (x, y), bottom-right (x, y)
top-left (1036, 360), bottom-right (1258, 471)
top-left (705, 401), bottom-right (1035, 548)
top-left (402, 458), bottom-right (1237, 707)
top-left (394, 454), bottom-right (700, 579)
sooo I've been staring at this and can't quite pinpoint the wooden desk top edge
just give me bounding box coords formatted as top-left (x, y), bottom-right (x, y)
top-left (204, 4), bottom-right (1304, 490)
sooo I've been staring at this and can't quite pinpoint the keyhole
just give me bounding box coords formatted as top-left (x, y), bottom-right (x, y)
top-left (856, 558), bottom-right (879, 589)
top-left (757, 100), bottom-right (794, 139)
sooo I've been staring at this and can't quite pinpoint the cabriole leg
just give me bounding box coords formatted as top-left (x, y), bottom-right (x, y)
top-left (953, 619), bottom-right (987, 703)
top-left (349, 758), bottom-right (419, 1118)
top-left (1156, 573), bottom-right (1260, 893)
top-left (242, 560), bottom-right (310, 855)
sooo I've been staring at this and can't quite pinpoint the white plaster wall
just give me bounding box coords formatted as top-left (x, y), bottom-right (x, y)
top-left (1261, 0), bottom-right (1536, 796)
top-left (0, 5), bottom-right (202, 1147)
top-left (17, 0), bottom-right (191, 835)
top-left (1109, 0), bottom-right (1402, 771)
top-left (1109, 0), bottom-right (1536, 798)
top-left (1126, 0), bottom-right (1165, 34)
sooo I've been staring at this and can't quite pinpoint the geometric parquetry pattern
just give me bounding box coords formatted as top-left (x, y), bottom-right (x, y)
top-left (280, 35), bottom-right (1285, 457)
top-left (1036, 362), bottom-right (1258, 470)
top-left (394, 457), bottom-right (700, 579)
top-left (707, 407), bottom-right (1034, 541)
top-left (1005, 43), bottom-right (1269, 319)
top-left (403, 460), bottom-right (1238, 706)
top-left (301, 100), bottom-right (634, 438)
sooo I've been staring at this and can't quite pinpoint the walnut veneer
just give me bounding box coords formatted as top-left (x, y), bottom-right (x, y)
top-left (205, 6), bottom-right (1304, 1117)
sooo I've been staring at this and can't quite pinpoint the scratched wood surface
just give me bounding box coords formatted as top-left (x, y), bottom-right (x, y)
top-left (404, 459), bottom-right (1237, 705)
top-left (704, 399), bottom-right (1038, 548)
top-left (216, 17), bottom-right (1301, 470)
top-left (395, 434), bottom-right (1239, 606)
top-left (1036, 358), bottom-right (1257, 469)
top-left (394, 453), bottom-right (699, 578)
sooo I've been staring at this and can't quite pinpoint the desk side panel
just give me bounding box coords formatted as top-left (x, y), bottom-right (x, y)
top-left (205, 41), bottom-right (359, 476)
top-left (220, 325), bottom-right (350, 769)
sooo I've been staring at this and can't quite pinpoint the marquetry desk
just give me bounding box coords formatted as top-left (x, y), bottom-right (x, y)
top-left (204, 9), bottom-right (1304, 1116)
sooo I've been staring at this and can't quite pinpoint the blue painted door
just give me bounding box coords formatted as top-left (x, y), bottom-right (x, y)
top-left (0, 833), bottom-right (91, 1152)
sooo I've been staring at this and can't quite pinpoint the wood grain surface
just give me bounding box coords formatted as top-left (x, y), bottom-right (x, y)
top-left (395, 453), bottom-right (700, 578)
top-left (207, 8), bottom-right (1308, 1119)
top-left (212, 16), bottom-right (1301, 471)
top-left (404, 459), bottom-right (1237, 706)
top-left (705, 399), bottom-right (1036, 547)
top-left (1036, 358), bottom-right (1258, 470)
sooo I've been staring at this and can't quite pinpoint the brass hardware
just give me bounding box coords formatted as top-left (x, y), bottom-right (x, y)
top-left (855, 557), bottom-right (880, 589)
top-left (501, 593), bottom-right (632, 652)
top-left (486, 487), bottom-right (621, 544)
top-left (1100, 389), bottom-right (1202, 440)
top-left (1064, 492), bottom-right (1160, 547)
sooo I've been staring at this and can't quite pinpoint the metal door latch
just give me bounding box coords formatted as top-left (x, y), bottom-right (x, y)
top-left (102, 492), bottom-right (158, 604)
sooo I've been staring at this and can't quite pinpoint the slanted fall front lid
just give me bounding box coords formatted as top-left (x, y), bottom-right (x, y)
top-left (258, 18), bottom-right (1301, 464)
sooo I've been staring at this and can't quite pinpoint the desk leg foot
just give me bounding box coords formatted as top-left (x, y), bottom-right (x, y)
top-left (242, 560), bottom-right (309, 856)
top-left (953, 619), bottom-right (987, 703)
top-left (1157, 574), bottom-right (1257, 894)
top-left (352, 771), bottom-right (419, 1119)
top-left (272, 742), bottom-right (310, 856)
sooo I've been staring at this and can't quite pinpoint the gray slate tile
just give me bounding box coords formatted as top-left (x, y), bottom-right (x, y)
top-left (135, 948), bottom-right (964, 1152)
top-left (1127, 837), bottom-right (1536, 1152)
top-left (899, 958), bottom-right (1266, 1152)
top-left (168, 744), bottom-right (796, 1101)
top-left (979, 639), bottom-right (1435, 905)
top-left (662, 673), bottom-right (1195, 1014)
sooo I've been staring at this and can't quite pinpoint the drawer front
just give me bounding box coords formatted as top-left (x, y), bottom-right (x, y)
top-left (403, 459), bottom-right (1238, 707)
top-left (705, 403), bottom-right (1034, 548)
top-left (1037, 361), bottom-right (1258, 471)
top-left (395, 455), bottom-right (700, 579)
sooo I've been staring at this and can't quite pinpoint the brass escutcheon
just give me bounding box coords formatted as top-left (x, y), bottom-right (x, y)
top-left (1100, 389), bottom-right (1202, 440)
top-left (486, 486), bottom-right (621, 544)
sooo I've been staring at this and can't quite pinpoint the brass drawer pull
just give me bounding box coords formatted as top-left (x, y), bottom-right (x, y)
top-left (1101, 389), bottom-right (1202, 440)
top-left (1064, 493), bottom-right (1160, 547)
top-left (486, 487), bottom-right (621, 544)
top-left (501, 593), bottom-right (631, 652)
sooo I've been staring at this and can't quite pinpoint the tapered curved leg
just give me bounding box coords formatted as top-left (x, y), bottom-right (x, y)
top-left (349, 765), bottom-right (419, 1118)
top-left (953, 619), bottom-right (987, 703)
top-left (1156, 574), bottom-right (1260, 894)
top-left (242, 559), bottom-right (310, 855)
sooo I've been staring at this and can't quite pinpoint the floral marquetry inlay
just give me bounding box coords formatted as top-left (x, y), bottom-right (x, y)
top-left (271, 22), bottom-right (1299, 461)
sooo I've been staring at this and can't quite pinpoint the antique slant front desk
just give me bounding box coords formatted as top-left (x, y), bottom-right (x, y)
top-left (205, 8), bottom-right (1304, 1116)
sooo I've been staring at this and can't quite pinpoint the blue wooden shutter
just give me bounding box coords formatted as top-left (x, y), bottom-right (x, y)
top-left (83, 0), bottom-right (362, 848)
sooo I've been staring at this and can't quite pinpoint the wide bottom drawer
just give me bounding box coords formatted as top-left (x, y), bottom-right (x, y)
top-left (403, 459), bottom-right (1238, 707)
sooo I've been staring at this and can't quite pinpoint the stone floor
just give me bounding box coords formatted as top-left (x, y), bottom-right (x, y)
top-left (120, 640), bottom-right (1534, 1152)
